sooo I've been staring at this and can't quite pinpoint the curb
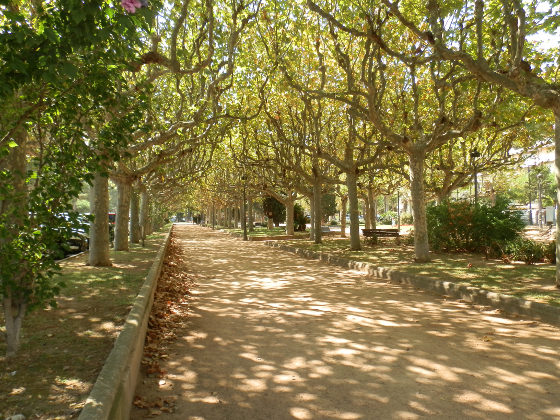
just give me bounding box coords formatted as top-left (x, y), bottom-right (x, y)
top-left (78, 226), bottom-right (173, 420)
top-left (263, 241), bottom-right (560, 327)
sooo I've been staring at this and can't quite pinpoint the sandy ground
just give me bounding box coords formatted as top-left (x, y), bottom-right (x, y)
top-left (131, 225), bottom-right (560, 420)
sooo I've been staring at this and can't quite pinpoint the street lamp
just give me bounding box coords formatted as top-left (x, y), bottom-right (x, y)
top-left (470, 148), bottom-right (481, 205)
top-left (537, 172), bottom-right (543, 228)
top-left (212, 202), bottom-right (216, 229)
top-left (241, 174), bottom-right (248, 241)
top-left (397, 189), bottom-right (401, 231)
top-left (528, 166), bottom-right (533, 225)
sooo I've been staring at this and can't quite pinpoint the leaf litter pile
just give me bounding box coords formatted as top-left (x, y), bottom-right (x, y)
top-left (133, 233), bottom-right (196, 417)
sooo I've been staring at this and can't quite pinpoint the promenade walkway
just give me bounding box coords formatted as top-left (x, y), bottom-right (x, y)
top-left (132, 224), bottom-right (560, 419)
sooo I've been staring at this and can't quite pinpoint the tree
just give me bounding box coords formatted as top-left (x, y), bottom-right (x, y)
top-left (263, 196), bottom-right (286, 227)
top-left (380, 0), bottom-right (560, 284)
top-left (321, 193), bottom-right (338, 221)
top-left (0, 0), bottom-right (157, 356)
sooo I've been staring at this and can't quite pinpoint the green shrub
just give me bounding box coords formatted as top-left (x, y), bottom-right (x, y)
top-left (400, 212), bottom-right (413, 224)
top-left (293, 203), bottom-right (309, 231)
top-left (329, 219), bottom-right (338, 226)
top-left (378, 210), bottom-right (397, 225)
top-left (427, 197), bottom-right (524, 257)
top-left (544, 241), bottom-right (556, 264)
top-left (505, 238), bottom-right (545, 265)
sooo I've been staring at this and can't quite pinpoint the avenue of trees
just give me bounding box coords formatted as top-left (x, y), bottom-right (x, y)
top-left (1, 0), bottom-right (559, 356)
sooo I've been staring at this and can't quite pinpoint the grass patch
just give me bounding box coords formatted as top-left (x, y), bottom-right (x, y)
top-left (220, 226), bottom-right (309, 238)
top-left (0, 229), bottom-right (169, 419)
top-left (277, 237), bottom-right (560, 307)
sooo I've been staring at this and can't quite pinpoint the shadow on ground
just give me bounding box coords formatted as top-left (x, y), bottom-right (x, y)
top-left (132, 225), bottom-right (560, 420)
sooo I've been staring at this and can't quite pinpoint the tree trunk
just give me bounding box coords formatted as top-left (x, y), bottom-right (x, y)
top-left (88, 171), bottom-right (112, 266)
top-left (1, 124), bottom-right (28, 357)
top-left (409, 148), bottom-right (430, 262)
top-left (3, 297), bottom-right (26, 357)
top-left (367, 187), bottom-right (377, 228)
top-left (285, 196), bottom-right (295, 236)
top-left (340, 195), bottom-right (348, 238)
top-left (248, 198), bottom-right (254, 231)
top-left (313, 179), bottom-right (322, 244)
top-left (346, 170), bottom-right (361, 250)
top-left (234, 205), bottom-right (240, 229)
top-left (309, 196), bottom-right (315, 241)
top-left (139, 189), bottom-right (149, 242)
top-left (363, 197), bottom-right (371, 229)
top-left (114, 177), bottom-right (132, 251)
top-left (555, 110), bottom-right (560, 287)
top-left (129, 187), bottom-right (140, 244)
top-left (267, 215), bottom-right (274, 229)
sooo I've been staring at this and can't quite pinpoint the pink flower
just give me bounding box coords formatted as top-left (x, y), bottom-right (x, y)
top-left (121, 0), bottom-right (142, 13)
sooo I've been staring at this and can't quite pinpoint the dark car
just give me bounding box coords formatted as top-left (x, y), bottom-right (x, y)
top-left (51, 213), bottom-right (90, 259)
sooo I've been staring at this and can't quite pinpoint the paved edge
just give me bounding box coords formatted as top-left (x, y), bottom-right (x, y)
top-left (264, 241), bottom-right (560, 327)
top-left (78, 226), bottom-right (173, 420)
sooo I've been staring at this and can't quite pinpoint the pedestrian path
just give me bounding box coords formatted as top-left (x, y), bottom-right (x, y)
top-left (132, 225), bottom-right (560, 419)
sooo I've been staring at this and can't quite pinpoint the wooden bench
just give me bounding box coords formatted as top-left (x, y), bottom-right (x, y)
top-left (362, 228), bottom-right (400, 243)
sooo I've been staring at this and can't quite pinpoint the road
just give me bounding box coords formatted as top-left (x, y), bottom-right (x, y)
top-left (132, 224), bottom-right (560, 420)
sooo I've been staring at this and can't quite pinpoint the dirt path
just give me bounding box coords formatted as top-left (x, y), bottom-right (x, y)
top-left (132, 225), bottom-right (560, 420)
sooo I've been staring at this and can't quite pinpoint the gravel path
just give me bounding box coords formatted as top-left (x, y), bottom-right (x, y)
top-left (132, 224), bottom-right (560, 420)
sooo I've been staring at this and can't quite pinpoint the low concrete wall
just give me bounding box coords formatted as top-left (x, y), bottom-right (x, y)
top-left (78, 227), bottom-right (173, 420)
top-left (265, 241), bottom-right (560, 327)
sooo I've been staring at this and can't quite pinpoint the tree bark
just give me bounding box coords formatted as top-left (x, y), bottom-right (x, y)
top-left (285, 196), bottom-right (295, 236)
top-left (3, 297), bottom-right (26, 358)
top-left (346, 170), bottom-right (361, 250)
top-left (267, 215), bottom-right (274, 229)
top-left (313, 179), bottom-right (322, 244)
top-left (409, 148), bottom-right (430, 262)
top-left (367, 187), bottom-right (377, 229)
top-left (234, 205), bottom-right (240, 229)
top-left (129, 187), bottom-right (140, 244)
top-left (88, 171), bottom-right (112, 266)
top-left (248, 198), bottom-right (254, 231)
top-left (114, 176), bottom-right (132, 251)
top-left (340, 195), bottom-right (348, 237)
top-left (1, 124), bottom-right (28, 356)
top-left (363, 197), bottom-right (371, 230)
top-left (309, 196), bottom-right (315, 240)
top-left (139, 188), bottom-right (149, 242)
top-left (555, 110), bottom-right (560, 287)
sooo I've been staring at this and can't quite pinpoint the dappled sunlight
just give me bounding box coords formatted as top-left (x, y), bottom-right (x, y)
top-left (132, 226), bottom-right (560, 420)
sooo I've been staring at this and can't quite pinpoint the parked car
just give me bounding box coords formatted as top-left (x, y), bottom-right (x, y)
top-left (49, 213), bottom-right (90, 259)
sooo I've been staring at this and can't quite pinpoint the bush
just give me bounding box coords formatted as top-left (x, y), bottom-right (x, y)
top-left (330, 219), bottom-right (338, 226)
top-left (400, 212), bottom-right (413, 224)
top-left (427, 197), bottom-right (524, 257)
top-left (544, 241), bottom-right (556, 264)
top-left (505, 238), bottom-right (545, 265)
top-left (378, 210), bottom-right (397, 225)
top-left (293, 203), bottom-right (309, 231)
top-left (263, 196), bottom-right (286, 227)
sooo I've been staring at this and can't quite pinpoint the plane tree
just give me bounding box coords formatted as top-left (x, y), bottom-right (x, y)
top-left (380, 0), bottom-right (560, 284)
top-left (277, 1), bottom-right (513, 261)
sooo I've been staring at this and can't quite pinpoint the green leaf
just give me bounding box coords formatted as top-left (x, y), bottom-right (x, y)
top-left (62, 62), bottom-right (78, 78)
top-left (8, 141), bottom-right (17, 148)
top-left (44, 28), bottom-right (58, 43)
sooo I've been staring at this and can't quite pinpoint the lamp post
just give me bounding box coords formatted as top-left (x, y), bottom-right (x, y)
top-left (528, 166), bottom-right (533, 225)
top-left (537, 172), bottom-right (543, 228)
top-left (212, 202), bottom-right (215, 229)
top-left (470, 148), bottom-right (481, 205)
top-left (397, 189), bottom-right (401, 231)
top-left (241, 175), bottom-right (248, 241)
